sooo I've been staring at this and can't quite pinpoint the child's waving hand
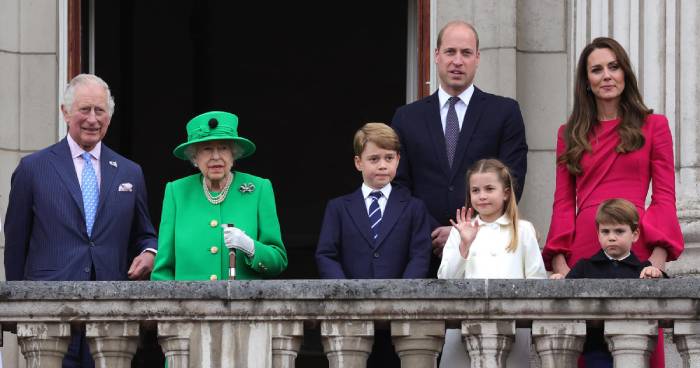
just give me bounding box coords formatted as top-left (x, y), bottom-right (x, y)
top-left (450, 207), bottom-right (480, 259)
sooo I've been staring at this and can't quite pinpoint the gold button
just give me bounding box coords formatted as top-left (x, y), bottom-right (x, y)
top-left (210, 274), bottom-right (218, 281)
top-left (210, 246), bottom-right (218, 254)
top-left (210, 219), bottom-right (218, 227)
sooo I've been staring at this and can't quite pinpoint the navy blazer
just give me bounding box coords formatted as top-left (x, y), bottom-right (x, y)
top-left (391, 88), bottom-right (528, 228)
top-left (315, 184), bottom-right (431, 279)
top-left (4, 138), bottom-right (157, 281)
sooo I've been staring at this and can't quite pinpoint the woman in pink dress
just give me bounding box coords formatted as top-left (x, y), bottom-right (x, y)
top-left (542, 37), bottom-right (684, 367)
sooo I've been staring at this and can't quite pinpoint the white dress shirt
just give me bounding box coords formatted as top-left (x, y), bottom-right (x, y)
top-left (437, 214), bottom-right (546, 279)
top-left (67, 134), bottom-right (102, 189)
top-left (361, 183), bottom-right (392, 215)
top-left (438, 84), bottom-right (475, 132)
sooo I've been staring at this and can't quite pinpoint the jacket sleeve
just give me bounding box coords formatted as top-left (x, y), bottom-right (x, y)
top-left (498, 100), bottom-right (528, 201)
top-left (128, 165), bottom-right (158, 257)
top-left (315, 200), bottom-right (347, 279)
top-left (401, 199), bottom-right (432, 278)
top-left (437, 228), bottom-right (466, 279)
top-left (521, 221), bottom-right (547, 279)
top-left (3, 159), bottom-right (33, 280)
top-left (151, 182), bottom-right (176, 280)
top-left (242, 178), bottom-right (288, 276)
top-left (391, 108), bottom-right (413, 192)
top-left (542, 125), bottom-right (577, 270)
top-left (639, 115), bottom-right (684, 261)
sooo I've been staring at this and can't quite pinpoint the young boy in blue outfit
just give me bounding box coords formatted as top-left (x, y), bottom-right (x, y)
top-left (551, 198), bottom-right (666, 367)
top-left (315, 122), bottom-right (432, 367)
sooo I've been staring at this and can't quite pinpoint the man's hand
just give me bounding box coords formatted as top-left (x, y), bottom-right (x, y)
top-left (640, 266), bottom-right (663, 279)
top-left (431, 226), bottom-right (452, 257)
top-left (128, 251), bottom-right (155, 280)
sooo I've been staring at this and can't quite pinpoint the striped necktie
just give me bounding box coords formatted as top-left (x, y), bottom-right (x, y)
top-left (81, 152), bottom-right (99, 236)
top-left (368, 191), bottom-right (383, 241)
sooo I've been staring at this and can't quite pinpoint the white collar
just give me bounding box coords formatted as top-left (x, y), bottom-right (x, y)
top-left (361, 182), bottom-right (392, 199)
top-left (67, 134), bottom-right (102, 160)
top-left (438, 84), bottom-right (475, 109)
top-left (603, 250), bottom-right (631, 261)
top-left (475, 214), bottom-right (511, 229)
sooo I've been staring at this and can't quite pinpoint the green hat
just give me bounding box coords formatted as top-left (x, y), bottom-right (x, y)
top-left (173, 111), bottom-right (256, 160)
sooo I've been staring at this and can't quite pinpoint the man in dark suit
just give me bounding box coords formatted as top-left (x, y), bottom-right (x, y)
top-left (4, 74), bottom-right (158, 367)
top-left (392, 21), bottom-right (528, 274)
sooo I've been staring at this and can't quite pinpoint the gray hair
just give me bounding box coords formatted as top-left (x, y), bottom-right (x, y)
top-left (62, 74), bottom-right (115, 116)
top-left (185, 140), bottom-right (241, 167)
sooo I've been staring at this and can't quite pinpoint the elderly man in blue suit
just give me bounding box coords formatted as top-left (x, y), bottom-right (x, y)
top-left (4, 73), bottom-right (158, 367)
top-left (392, 21), bottom-right (528, 275)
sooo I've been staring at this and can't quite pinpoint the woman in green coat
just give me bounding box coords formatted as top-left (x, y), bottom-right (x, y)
top-left (151, 111), bottom-right (287, 281)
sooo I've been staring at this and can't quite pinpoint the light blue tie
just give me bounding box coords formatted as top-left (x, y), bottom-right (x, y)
top-left (81, 152), bottom-right (99, 236)
top-left (368, 191), bottom-right (383, 242)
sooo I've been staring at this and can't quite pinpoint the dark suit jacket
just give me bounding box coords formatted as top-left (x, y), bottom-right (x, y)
top-left (566, 249), bottom-right (664, 279)
top-left (315, 184), bottom-right (431, 279)
top-left (391, 87), bottom-right (528, 229)
top-left (4, 138), bottom-right (157, 281)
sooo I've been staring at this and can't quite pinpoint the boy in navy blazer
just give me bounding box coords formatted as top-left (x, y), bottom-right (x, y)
top-left (316, 123), bottom-right (432, 279)
top-left (315, 122), bottom-right (432, 367)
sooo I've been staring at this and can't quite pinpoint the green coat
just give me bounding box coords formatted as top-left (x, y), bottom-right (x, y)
top-left (151, 172), bottom-right (287, 280)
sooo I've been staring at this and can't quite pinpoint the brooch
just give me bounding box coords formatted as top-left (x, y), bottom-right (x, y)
top-left (239, 183), bottom-right (255, 194)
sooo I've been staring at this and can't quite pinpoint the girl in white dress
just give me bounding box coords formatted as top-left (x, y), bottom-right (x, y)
top-left (437, 159), bottom-right (547, 368)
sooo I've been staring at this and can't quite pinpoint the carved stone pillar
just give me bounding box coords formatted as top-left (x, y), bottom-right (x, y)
top-left (271, 321), bottom-right (304, 368)
top-left (674, 321), bottom-right (700, 368)
top-left (158, 322), bottom-right (194, 368)
top-left (532, 320), bottom-right (586, 368)
top-left (605, 320), bottom-right (658, 368)
top-left (16, 322), bottom-right (71, 368)
top-left (462, 320), bottom-right (515, 368)
top-left (86, 321), bottom-right (139, 368)
top-left (391, 320), bottom-right (444, 367)
top-left (321, 320), bottom-right (374, 368)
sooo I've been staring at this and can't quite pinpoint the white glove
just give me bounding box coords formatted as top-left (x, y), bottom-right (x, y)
top-left (222, 225), bottom-right (255, 257)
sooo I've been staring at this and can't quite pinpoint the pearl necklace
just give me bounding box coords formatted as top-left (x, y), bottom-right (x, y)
top-left (202, 173), bottom-right (233, 205)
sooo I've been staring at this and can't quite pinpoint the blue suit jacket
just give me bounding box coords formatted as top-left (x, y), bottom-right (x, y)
top-left (391, 88), bottom-right (528, 228)
top-left (315, 184), bottom-right (431, 279)
top-left (4, 138), bottom-right (157, 281)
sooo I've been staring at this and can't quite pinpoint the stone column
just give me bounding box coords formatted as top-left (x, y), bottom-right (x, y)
top-left (86, 321), bottom-right (139, 368)
top-left (390, 320), bottom-right (444, 367)
top-left (321, 320), bottom-right (374, 368)
top-left (16, 322), bottom-right (71, 368)
top-left (271, 321), bottom-right (304, 368)
top-left (158, 322), bottom-right (194, 368)
top-left (605, 320), bottom-right (658, 368)
top-left (532, 320), bottom-right (586, 368)
top-left (674, 321), bottom-right (700, 368)
top-left (462, 320), bottom-right (515, 368)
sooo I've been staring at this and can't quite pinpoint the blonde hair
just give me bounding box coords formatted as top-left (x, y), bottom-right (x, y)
top-left (465, 159), bottom-right (520, 252)
top-left (596, 198), bottom-right (639, 232)
top-left (353, 122), bottom-right (401, 156)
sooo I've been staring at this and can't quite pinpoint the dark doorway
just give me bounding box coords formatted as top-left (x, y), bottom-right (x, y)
top-left (92, 1), bottom-right (408, 281)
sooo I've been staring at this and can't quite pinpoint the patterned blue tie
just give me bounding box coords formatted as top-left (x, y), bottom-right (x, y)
top-left (81, 152), bottom-right (99, 236)
top-left (445, 96), bottom-right (461, 167)
top-left (368, 191), bottom-right (383, 242)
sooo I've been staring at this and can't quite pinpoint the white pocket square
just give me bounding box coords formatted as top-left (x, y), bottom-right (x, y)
top-left (118, 183), bottom-right (133, 192)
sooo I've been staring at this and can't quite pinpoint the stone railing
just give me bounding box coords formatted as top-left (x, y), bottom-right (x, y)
top-left (0, 279), bottom-right (699, 368)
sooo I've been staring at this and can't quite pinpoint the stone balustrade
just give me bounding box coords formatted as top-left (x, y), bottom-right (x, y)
top-left (0, 279), bottom-right (699, 367)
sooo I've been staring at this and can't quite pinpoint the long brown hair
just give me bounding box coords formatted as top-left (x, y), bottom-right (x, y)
top-left (559, 37), bottom-right (651, 175)
top-left (466, 159), bottom-right (520, 252)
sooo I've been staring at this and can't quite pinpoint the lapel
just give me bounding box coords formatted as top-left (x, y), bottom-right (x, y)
top-left (344, 189), bottom-right (375, 247)
top-left (49, 138), bottom-right (84, 215)
top-left (94, 144), bottom-right (120, 225)
top-left (374, 186), bottom-right (408, 249)
top-left (423, 92), bottom-right (451, 177)
top-left (450, 87), bottom-right (487, 182)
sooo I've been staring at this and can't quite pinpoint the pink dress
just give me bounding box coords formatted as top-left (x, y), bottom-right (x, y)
top-left (543, 114), bottom-right (684, 368)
